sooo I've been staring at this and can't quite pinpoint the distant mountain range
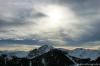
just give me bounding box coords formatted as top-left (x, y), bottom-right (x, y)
top-left (0, 45), bottom-right (100, 66)
top-left (0, 45), bottom-right (100, 61)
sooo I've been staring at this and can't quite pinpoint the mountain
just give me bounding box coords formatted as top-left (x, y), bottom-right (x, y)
top-left (0, 44), bottom-right (54, 60)
top-left (0, 45), bottom-right (100, 61)
top-left (27, 44), bottom-right (54, 59)
top-left (68, 48), bottom-right (100, 61)
top-left (0, 51), bottom-right (28, 59)
top-left (0, 45), bottom-right (100, 66)
top-left (29, 49), bottom-right (76, 66)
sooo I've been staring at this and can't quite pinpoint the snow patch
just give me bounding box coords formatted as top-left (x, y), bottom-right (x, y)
top-left (68, 48), bottom-right (100, 60)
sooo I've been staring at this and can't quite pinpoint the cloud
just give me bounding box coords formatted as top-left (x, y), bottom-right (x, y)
top-left (0, 0), bottom-right (100, 49)
top-left (0, 0), bottom-right (47, 39)
top-left (52, 0), bottom-right (100, 43)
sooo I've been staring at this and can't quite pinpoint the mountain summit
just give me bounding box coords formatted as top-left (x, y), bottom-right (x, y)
top-left (28, 44), bottom-right (54, 59)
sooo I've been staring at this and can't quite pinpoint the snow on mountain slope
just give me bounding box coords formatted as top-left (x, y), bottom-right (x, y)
top-left (38, 44), bottom-right (54, 54)
top-left (28, 44), bottom-right (54, 59)
top-left (68, 48), bottom-right (100, 60)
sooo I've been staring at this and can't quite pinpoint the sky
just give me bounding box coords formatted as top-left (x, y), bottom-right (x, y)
top-left (0, 0), bottom-right (100, 51)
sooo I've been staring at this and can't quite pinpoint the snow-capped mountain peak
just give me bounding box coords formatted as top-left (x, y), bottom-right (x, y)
top-left (28, 44), bottom-right (54, 59)
top-left (68, 48), bottom-right (100, 61)
top-left (38, 44), bottom-right (54, 53)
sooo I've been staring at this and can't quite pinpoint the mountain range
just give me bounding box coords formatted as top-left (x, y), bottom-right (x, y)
top-left (0, 45), bottom-right (100, 66)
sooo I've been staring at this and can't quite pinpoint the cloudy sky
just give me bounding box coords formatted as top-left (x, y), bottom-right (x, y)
top-left (0, 0), bottom-right (100, 50)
